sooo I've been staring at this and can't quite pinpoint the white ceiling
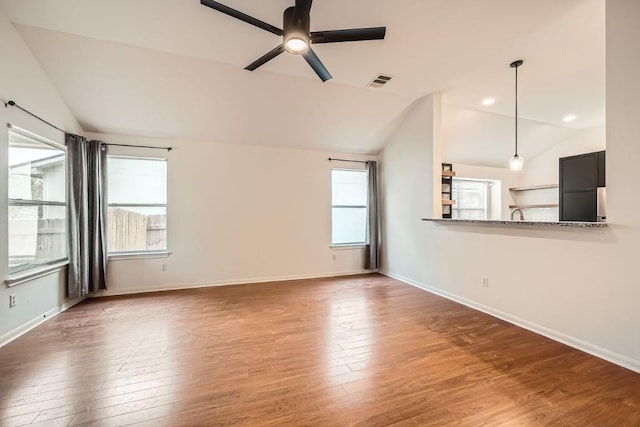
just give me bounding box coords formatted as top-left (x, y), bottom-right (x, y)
top-left (442, 105), bottom-right (580, 168)
top-left (0, 0), bottom-right (605, 158)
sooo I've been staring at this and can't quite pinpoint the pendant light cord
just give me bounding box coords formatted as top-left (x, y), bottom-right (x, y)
top-left (515, 64), bottom-right (518, 156)
top-left (509, 59), bottom-right (523, 169)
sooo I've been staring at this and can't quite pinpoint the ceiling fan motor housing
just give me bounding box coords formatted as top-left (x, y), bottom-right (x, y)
top-left (283, 6), bottom-right (310, 53)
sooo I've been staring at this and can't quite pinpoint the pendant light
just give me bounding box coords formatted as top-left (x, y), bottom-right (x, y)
top-left (509, 59), bottom-right (524, 171)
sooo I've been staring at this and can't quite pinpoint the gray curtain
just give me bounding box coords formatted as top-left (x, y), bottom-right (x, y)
top-left (67, 134), bottom-right (108, 298)
top-left (365, 161), bottom-right (379, 270)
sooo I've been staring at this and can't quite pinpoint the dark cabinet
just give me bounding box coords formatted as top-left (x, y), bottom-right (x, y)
top-left (559, 151), bottom-right (605, 222)
top-left (561, 192), bottom-right (597, 222)
top-left (597, 151), bottom-right (606, 188)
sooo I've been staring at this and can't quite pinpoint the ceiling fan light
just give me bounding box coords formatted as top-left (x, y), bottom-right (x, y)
top-left (509, 154), bottom-right (524, 171)
top-left (284, 37), bottom-right (309, 54)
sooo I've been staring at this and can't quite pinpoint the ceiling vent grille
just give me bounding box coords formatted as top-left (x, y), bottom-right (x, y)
top-left (368, 74), bottom-right (392, 88)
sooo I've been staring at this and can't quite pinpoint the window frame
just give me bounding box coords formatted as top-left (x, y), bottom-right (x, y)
top-left (331, 167), bottom-right (369, 247)
top-left (7, 125), bottom-right (69, 277)
top-left (106, 155), bottom-right (168, 256)
top-left (451, 177), bottom-right (491, 220)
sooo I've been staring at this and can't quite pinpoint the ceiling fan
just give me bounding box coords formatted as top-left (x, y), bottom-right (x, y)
top-left (200, 0), bottom-right (387, 82)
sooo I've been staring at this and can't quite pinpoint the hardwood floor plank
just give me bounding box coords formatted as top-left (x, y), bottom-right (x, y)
top-left (1, 274), bottom-right (639, 426)
top-left (0, 411), bottom-right (39, 427)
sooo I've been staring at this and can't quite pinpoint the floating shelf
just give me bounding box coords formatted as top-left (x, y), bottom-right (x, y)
top-left (442, 163), bottom-right (454, 219)
top-left (509, 184), bottom-right (558, 192)
top-left (509, 203), bottom-right (559, 209)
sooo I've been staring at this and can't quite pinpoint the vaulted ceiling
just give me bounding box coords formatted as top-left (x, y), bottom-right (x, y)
top-left (0, 0), bottom-right (605, 162)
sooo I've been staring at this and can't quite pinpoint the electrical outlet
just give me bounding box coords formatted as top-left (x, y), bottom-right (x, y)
top-left (481, 277), bottom-right (489, 287)
top-left (161, 263), bottom-right (167, 272)
top-left (9, 294), bottom-right (17, 308)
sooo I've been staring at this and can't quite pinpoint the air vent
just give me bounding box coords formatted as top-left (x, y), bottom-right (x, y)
top-left (368, 74), bottom-right (393, 88)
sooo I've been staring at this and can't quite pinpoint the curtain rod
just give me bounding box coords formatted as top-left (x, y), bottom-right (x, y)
top-left (101, 143), bottom-right (172, 152)
top-left (4, 100), bottom-right (67, 134)
top-left (5, 100), bottom-right (172, 151)
top-left (328, 157), bottom-right (369, 164)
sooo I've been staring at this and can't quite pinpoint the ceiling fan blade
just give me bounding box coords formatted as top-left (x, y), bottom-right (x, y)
top-left (201, 0), bottom-right (283, 36)
top-left (311, 27), bottom-right (386, 44)
top-left (245, 44), bottom-right (286, 71)
top-left (302, 48), bottom-right (332, 82)
top-left (294, 0), bottom-right (313, 23)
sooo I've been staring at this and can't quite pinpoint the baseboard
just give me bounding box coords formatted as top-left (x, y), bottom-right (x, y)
top-left (380, 270), bottom-right (640, 374)
top-left (0, 296), bottom-right (85, 348)
top-left (98, 270), bottom-right (376, 297)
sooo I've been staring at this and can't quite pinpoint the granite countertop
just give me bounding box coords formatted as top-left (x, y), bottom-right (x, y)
top-left (422, 218), bottom-right (608, 228)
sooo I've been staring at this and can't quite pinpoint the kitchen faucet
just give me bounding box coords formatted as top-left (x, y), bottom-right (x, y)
top-left (511, 208), bottom-right (525, 221)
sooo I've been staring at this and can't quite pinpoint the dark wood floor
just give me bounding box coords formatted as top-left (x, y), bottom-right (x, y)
top-left (1, 274), bottom-right (639, 426)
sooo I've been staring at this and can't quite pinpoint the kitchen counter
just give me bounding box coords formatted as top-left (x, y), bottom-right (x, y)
top-left (422, 218), bottom-right (608, 228)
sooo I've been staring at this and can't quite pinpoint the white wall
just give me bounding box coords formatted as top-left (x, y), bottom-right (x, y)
top-left (379, 94), bottom-right (439, 279)
top-left (379, 0), bottom-right (640, 372)
top-left (86, 133), bottom-right (375, 295)
top-left (0, 9), bottom-right (83, 344)
top-left (520, 126), bottom-right (606, 188)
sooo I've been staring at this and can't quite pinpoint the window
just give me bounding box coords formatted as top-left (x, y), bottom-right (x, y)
top-left (8, 128), bottom-right (67, 275)
top-left (332, 169), bottom-right (368, 245)
top-left (107, 156), bottom-right (167, 253)
top-left (452, 178), bottom-right (490, 220)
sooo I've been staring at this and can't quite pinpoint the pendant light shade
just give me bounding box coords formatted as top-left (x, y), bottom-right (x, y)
top-left (509, 59), bottom-right (524, 171)
top-left (509, 154), bottom-right (524, 171)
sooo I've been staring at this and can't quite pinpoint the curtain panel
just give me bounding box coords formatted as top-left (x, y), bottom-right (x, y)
top-left (66, 134), bottom-right (108, 298)
top-left (365, 161), bottom-right (379, 270)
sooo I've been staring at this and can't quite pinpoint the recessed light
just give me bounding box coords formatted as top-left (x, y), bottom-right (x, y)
top-left (482, 97), bottom-right (496, 106)
top-left (563, 114), bottom-right (577, 123)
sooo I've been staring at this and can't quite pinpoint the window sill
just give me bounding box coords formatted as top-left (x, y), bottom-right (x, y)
top-left (331, 244), bottom-right (367, 250)
top-left (5, 261), bottom-right (69, 287)
top-left (108, 251), bottom-right (171, 261)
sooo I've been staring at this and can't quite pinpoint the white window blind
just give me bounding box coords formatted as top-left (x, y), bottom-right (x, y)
top-left (332, 169), bottom-right (368, 245)
top-left (452, 178), bottom-right (490, 220)
top-left (8, 128), bottom-right (67, 275)
top-left (107, 156), bottom-right (167, 253)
